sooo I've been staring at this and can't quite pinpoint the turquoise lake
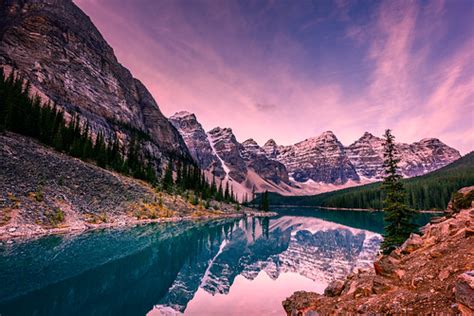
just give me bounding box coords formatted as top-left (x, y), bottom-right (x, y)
top-left (0, 208), bottom-right (436, 316)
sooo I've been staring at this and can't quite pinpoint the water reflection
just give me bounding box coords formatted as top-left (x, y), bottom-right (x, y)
top-left (0, 209), bottom-right (427, 315)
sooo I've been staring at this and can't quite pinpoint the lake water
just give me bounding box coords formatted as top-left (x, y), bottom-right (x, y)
top-left (0, 208), bottom-right (436, 316)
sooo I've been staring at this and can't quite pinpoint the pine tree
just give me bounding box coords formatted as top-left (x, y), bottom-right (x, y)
top-left (260, 191), bottom-right (270, 212)
top-left (380, 129), bottom-right (418, 254)
top-left (224, 181), bottom-right (230, 201)
top-left (162, 159), bottom-right (174, 192)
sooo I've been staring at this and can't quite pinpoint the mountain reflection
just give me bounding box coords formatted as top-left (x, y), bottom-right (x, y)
top-left (0, 212), bottom-right (384, 316)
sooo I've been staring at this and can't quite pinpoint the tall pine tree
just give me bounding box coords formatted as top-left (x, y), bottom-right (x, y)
top-left (381, 129), bottom-right (418, 254)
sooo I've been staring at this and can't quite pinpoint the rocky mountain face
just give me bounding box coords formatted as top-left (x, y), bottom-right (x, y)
top-left (346, 132), bottom-right (462, 179)
top-left (169, 112), bottom-right (225, 177)
top-left (265, 131), bottom-right (360, 184)
top-left (0, 0), bottom-right (191, 168)
top-left (207, 127), bottom-right (248, 183)
top-left (170, 112), bottom-right (292, 196)
top-left (241, 138), bottom-right (290, 185)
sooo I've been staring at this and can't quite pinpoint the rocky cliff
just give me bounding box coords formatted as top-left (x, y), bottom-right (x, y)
top-left (266, 131), bottom-right (360, 184)
top-left (169, 111), bottom-right (225, 177)
top-left (346, 132), bottom-right (462, 179)
top-left (0, 0), bottom-right (191, 168)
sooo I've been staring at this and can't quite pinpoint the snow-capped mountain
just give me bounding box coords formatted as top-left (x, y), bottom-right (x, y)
top-left (346, 132), bottom-right (462, 179)
top-left (170, 111), bottom-right (461, 197)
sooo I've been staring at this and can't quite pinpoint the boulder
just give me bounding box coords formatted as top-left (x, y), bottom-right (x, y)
top-left (282, 291), bottom-right (322, 316)
top-left (324, 279), bottom-right (345, 297)
top-left (374, 255), bottom-right (398, 277)
top-left (455, 271), bottom-right (474, 311)
top-left (400, 233), bottom-right (423, 254)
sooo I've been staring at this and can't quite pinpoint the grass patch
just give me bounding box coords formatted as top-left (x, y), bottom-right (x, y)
top-left (85, 212), bottom-right (108, 224)
top-left (129, 201), bottom-right (174, 219)
top-left (0, 207), bottom-right (13, 226)
top-left (45, 207), bottom-right (65, 227)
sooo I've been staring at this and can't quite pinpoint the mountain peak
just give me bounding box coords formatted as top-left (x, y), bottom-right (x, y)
top-left (170, 111), bottom-right (196, 120)
top-left (264, 139), bottom-right (277, 147)
top-left (362, 131), bottom-right (375, 138)
top-left (243, 138), bottom-right (258, 146)
top-left (318, 131), bottom-right (338, 141)
top-left (209, 127), bottom-right (233, 135)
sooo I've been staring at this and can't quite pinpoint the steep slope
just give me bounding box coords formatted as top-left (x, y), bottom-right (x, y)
top-left (345, 132), bottom-right (385, 179)
top-left (207, 127), bottom-right (248, 183)
top-left (0, 133), bottom-right (241, 239)
top-left (241, 138), bottom-right (290, 185)
top-left (169, 111), bottom-right (225, 177)
top-left (0, 0), bottom-right (191, 166)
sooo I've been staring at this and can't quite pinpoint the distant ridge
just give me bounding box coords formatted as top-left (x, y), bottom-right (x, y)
top-left (263, 152), bottom-right (474, 211)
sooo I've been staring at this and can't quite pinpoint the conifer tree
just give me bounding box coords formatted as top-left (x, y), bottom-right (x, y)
top-left (260, 190), bottom-right (270, 211)
top-left (224, 181), bottom-right (230, 201)
top-left (162, 159), bottom-right (174, 192)
top-left (381, 129), bottom-right (418, 253)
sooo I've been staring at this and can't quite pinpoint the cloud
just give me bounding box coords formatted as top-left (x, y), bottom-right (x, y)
top-left (254, 103), bottom-right (277, 112)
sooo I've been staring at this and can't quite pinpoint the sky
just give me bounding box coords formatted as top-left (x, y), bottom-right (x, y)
top-left (74, 0), bottom-right (473, 154)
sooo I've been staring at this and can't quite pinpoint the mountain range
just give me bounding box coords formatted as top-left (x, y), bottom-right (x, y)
top-left (0, 0), bottom-right (462, 201)
top-left (170, 111), bottom-right (461, 199)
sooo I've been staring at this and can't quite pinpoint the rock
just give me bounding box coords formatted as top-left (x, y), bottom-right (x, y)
top-left (458, 303), bottom-right (474, 316)
top-left (455, 271), bottom-right (474, 310)
top-left (372, 276), bottom-right (391, 294)
top-left (400, 233), bottom-right (423, 254)
top-left (324, 279), bottom-right (345, 297)
top-left (169, 112), bottom-right (225, 178)
top-left (431, 217), bottom-right (446, 224)
top-left (439, 268), bottom-right (451, 281)
top-left (374, 255), bottom-right (398, 277)
top-left (465, 228), bottom-right (474, 238)
top-left (394, 269), bottom-right (406, 280)
top-left (429, 250), bottom-right (443, 258)
top-left (282, 291), bottom-right (322, 316)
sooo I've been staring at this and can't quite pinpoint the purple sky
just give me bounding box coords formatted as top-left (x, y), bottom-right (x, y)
top-left (74, 0), bottom-right (473, 154)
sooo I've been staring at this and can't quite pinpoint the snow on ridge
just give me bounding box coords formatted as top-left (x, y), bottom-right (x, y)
top-left (207, 131), bottom-right (231, 180)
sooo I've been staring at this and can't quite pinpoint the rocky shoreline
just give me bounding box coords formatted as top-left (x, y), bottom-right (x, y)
top-left (282, 188), bottom-right (474, 315)
top-left (0, 210), bottom-right (277, 243)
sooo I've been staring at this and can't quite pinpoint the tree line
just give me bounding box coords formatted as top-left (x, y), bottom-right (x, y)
top-left (0, 68), bottom-right (157, 183)
top-left (162, 160), bottom-right (238, 204)
top-left (0, 68), bottom-right (237, 205)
